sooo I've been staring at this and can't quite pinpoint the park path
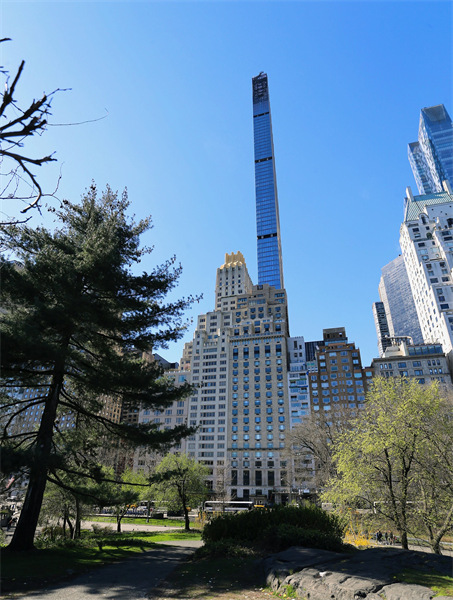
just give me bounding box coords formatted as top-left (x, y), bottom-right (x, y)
top-left (3, 542), bottom-right (201, 600)
top-left (2, 521), bottom-right (203, 599)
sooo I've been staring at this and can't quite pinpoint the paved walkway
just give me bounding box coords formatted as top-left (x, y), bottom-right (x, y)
top-left (3, 541), bottom-right (201, 599)
top-left (3, 545), bottom-right (195, 600)
top-left (2, 521), bottom-right (203, 599)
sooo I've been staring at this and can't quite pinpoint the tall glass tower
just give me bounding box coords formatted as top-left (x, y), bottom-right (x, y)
top-left (408, 104), bottom-right (453, 194)
top-left (252, 72), bottom-right (284, 289)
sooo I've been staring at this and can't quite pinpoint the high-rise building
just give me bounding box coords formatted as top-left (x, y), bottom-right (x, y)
top-left (286, 337), bottom-right (312, 428)
top-left (400, 184), bottom-right (453, 354)
top-left (408, 105), bottom-right (453, 195)
top-left (372, 255), bottom-right (424, 356)
top-left (175, 252), bottom-right (291, 502)
top-left (308, 328), bottom-right (372, 415)
top-left (372, 301), bottom-right (392, 356)
top-left (252, 72), bottom-right (284, 290)
top-left (371, 340), bottom-right (452, 391)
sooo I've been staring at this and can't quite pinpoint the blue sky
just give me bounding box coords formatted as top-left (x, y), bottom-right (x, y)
top-left (1, 1), bottom-right (452, 366)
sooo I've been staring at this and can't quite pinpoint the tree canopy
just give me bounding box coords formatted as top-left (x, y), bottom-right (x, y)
top-left (1, 184), bottom-right (197, 550)
top-left (322, 377), bottom-right (453, 553)
top-left (151, 453), bottom-right (209, 530)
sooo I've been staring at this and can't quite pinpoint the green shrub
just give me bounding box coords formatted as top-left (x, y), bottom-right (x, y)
top-left (35, 525), bottom-right (66, 547)
top-left (202, 504), bottom-right (346, 553)
top-left (194, 539), bottom-right (257, 559)
top-left (260, 523), bottom-right (344, 553)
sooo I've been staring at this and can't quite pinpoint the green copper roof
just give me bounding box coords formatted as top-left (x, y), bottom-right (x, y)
top-left (404, 191), bottom-right (453, 222)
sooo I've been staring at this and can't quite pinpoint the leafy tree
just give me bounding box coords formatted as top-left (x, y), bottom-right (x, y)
top-left (39, 480), bottom-right (79, 539)
top-left (151, 453), bottom-right (209, 530)
top-left (105, 467), bottom-right (149, 533)
top-left (213, 463), bottom-right (230, 510)
top-left (286, 404), bottom-right (353, 493)
top-left (0, 184), bottom-right (197, 551)
top-left (322, 378), bottom-right (453, 553)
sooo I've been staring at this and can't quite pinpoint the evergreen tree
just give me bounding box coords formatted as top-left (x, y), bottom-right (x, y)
top-left (1, 184), bottom-right (197, 551)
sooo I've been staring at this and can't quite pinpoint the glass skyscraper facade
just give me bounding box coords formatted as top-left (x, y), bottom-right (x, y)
top-left (408, 104), bottom-right (453, 195)
top-left (252, 72), bottom-right (284, 290)
top-left (378, 255), bottom-right (424, 345)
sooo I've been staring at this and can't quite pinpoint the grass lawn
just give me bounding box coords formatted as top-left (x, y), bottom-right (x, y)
top-left (86, 515), bottom-right (187, 527)
top-left (1, 530), bottom-right (202, 593)
top-left (395, 568), bottom-right (453, 597)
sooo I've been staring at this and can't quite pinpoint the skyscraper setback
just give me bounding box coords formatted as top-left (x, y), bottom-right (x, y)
top-left (252, 72), bottom-right (284, 290)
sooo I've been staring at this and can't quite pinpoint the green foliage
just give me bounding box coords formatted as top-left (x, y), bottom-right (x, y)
top-left (194, 539), bottom-right (257, 559)
top-left (260, 523), bottom-right (345, 553)
top-left (151, 453), bottom-right (209, 529)
top-left (284, 583), bottom-right (297, 597)
top-left (97, 467), bottom-right (150, 531)
top-left (202, 504), bottom-right (346, 553)
top-left (322, 378), bottom-right (453, 553)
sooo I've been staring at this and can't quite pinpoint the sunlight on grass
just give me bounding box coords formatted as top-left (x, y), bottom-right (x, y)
top-left (87, 516), bottom-right (185, 527)
top-left (395, 569), bottom-right (453, 597)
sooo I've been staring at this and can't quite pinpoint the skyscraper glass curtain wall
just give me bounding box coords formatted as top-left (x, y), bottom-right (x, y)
top-left (252, 72), bottom-right (284, 290)
top-left (408, 105), bottom-right (453, 195)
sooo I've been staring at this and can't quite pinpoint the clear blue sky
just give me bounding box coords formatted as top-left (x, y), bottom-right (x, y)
top-left (1, 1), bottom-right (452, 366)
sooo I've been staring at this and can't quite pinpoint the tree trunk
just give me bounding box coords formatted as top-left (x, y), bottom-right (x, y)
top-left (183, 505), bottom-right (190, 531)
top-left (400, 530), bottom-right (409, 550)
top-left (66, 513), bottom-right (74, 540)
top-left (7, 377), bottom-right (63, 552)
top-left (74, 497), bottom-right (81, 539)
top-left (117, 515), bottom-right (122, 533)
top-left (427, 502), bottom-right (453, 555)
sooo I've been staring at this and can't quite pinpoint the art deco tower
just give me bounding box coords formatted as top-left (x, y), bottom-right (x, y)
top-left (252, 72), bottom-right (284, 290)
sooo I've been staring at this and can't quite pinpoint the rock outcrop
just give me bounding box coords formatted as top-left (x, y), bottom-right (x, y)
top-left (262, 546), bottom-right (453, 600)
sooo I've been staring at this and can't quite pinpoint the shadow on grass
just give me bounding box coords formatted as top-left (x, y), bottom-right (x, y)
top-left (2, 545), bottom-right (195, 597)
top-left (1, 530), bottom-right (200, 594)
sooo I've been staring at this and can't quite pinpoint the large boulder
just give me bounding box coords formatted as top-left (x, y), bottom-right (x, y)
top-left (262, 546), bottom-right (453, 600)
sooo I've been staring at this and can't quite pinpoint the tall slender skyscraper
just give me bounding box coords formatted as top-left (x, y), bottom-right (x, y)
top-left (408, 104), bottom-right (453, 195)
top-left (252, 72), bottom-right (284, 290)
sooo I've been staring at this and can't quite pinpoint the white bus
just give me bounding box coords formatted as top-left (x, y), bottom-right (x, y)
top-left (203, 500), bottom-right (254, 514)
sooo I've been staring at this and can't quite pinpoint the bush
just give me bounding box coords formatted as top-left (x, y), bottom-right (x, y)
top-left (35, 525), bottom-right (66, 547)
top-left (202, 504), bottom-right (346, 553)
top-left (194, 539), bottom-right (257, 559)
top-left (260, 524), bottom-right (344, 553)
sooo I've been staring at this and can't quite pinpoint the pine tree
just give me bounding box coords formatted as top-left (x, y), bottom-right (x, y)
top-left (1, 184), bottom-right (197, 551)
